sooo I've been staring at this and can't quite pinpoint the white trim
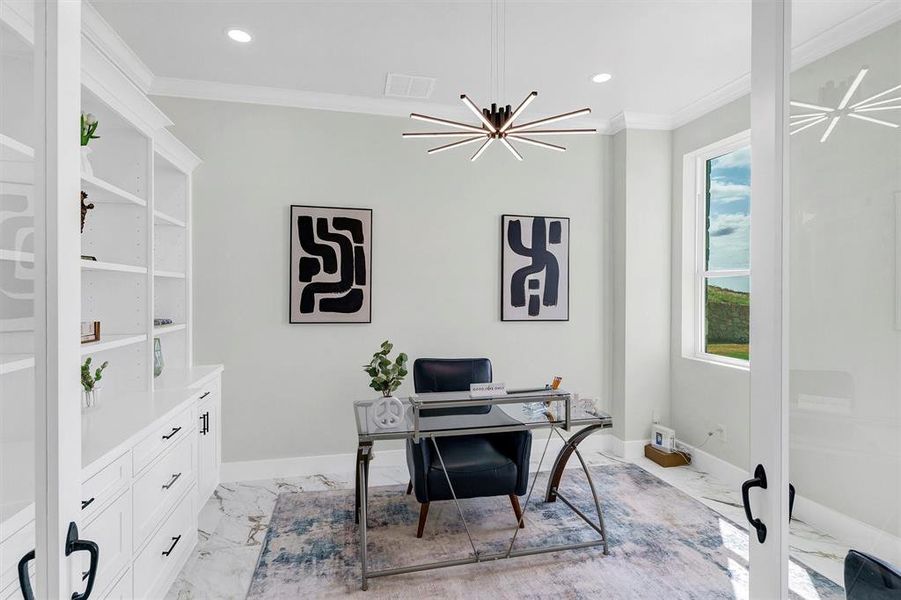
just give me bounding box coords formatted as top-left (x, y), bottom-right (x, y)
top-left (81, 3), bottom-right (154, 94)
top-left (221, 433), bottom-right (621, 483)
top-left (149, 76), bottom-right (608, 131)
top-left (606, 111), bottom-right (674, 134)
top-left (154, 128), bottom-right (201, 174)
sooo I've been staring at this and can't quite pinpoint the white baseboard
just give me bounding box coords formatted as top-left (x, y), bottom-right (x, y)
top-left (222, 432), bottom-right (622, 483)
top-left (675, 439), bottom-right (748, 490)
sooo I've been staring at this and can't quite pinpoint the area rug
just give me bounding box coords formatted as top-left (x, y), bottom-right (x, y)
top-left (248, 463), bottom-right (842, 599)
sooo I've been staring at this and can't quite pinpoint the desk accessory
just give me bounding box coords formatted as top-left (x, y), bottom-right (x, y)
top-left (469, 382), bottom-right (506, 398)
top-left (651, 424), bottom-right (676, 452)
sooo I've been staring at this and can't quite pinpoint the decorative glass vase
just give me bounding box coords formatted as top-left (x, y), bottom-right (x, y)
top-left (153, 337), bottom-right (164, 377)
top-left (82, 387), bottom-right (98, 410)
top-left (80, 146), bottom-right (93, 176)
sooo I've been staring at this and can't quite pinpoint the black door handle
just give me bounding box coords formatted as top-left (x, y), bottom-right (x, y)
top-left (742, 464), bottom-right (768, 543)
top-left (789, 483), bottom-right (796, 521)
top-left (162, 426), bottom-right (182, 440)
top-left (17, 522), bottom-right (99, 600)
top-left (17, 549), bottom-right (35, 600)
top-left (66, 521), bottom-right (99, 600)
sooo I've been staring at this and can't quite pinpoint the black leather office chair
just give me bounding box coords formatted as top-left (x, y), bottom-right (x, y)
top-left (845, 550), bottom-right (901, 599)
top-left (405, 358), bottom-right (532, 538)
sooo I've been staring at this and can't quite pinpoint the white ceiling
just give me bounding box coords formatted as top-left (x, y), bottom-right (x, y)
top-left (89, 0), bottom-right (898, 127)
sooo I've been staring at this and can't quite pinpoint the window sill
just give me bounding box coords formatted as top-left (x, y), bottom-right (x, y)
top-left (681, 353), bottom-right (750, 372)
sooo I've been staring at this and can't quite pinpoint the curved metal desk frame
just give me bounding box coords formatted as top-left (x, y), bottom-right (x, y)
top-left (352, 390), bottom-right (613, 591)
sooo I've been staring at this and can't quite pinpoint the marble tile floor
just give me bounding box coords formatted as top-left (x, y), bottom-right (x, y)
top-left (165, 450), bottom-right (848, 599)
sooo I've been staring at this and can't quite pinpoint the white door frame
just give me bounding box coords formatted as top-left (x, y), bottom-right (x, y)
top-left (33, 0), bottom-right (82, 597)
top-left (749, 0), bottom-right (791, 597)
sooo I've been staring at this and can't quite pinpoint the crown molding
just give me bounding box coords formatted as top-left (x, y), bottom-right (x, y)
top-left (155, 128), bottom-right (202, 173)
top-left (606, 111), bottom-right (675, 134)
top-left (82, 2), bottom-right (154, 94)
top-left (150, 76), bottom-right (609, 131)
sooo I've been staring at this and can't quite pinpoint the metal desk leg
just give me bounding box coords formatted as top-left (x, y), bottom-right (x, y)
top-left (354, 442), bottom-right (372, 525)
top-left (545, 423), bottom-right (607, 503)
top-left (358, 451), bottom-right (369, 591)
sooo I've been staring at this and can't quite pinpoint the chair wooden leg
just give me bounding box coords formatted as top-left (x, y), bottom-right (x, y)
top-left (416, 502), bottom-right (430, 538)
top-left (509, 494), bottom-right (525, 528)
top-left (406, 480), bottom-right (413, 495)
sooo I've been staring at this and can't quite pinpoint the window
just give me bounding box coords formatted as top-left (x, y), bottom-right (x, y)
top-left (684, 133), bottom-right (750, 365)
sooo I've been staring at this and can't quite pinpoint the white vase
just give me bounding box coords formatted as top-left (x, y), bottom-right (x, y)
top-left (370, 395), bottom-right (405, 429)
top-left (80, 146), bottom-right (93, 176)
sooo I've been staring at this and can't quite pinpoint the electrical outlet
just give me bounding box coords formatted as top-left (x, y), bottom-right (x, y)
top-left (713, 424), bottom-right (727, 442)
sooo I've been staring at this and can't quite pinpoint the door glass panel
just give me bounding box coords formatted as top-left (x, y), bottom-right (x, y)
top-left (1, 0), bottom-right (38, 593)
top-left (789, 3), bottom-right (901, 594)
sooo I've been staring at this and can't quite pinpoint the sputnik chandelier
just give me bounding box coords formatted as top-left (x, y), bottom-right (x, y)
top-left (403, 93), bottom-right (596, 161)
top-left (402, 0), bottom-right (595, 161)
top-left (791, 67), bottom-right (900, 142)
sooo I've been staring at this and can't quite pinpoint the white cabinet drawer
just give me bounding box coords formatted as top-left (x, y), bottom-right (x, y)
top-left (133, 407), bottom-right (193, 475)
top-left (99, 568), bottom-right (132, 600)
top-left (133, 489), bottom-right (196, 600)
top-left (81, 451), bottom-right (130, 522)
top-left (80, 490), bottom-right (131, 600)
top-left (0, 518), bottom-right (33, 593)
top-left (133, 433), bottom-right (195, 549)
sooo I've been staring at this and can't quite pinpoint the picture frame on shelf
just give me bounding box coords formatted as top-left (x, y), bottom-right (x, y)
top-left (80, 321), bottom-right (100, 344)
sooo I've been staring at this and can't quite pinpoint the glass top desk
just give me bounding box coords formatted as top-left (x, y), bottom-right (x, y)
top-left (352, 389), bottom-right (613, 591)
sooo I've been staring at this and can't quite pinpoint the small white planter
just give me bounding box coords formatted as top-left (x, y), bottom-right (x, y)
top-left (370, 395), bottom-right (405, 429)
top-left (80, 146), bottom-right (94, 176)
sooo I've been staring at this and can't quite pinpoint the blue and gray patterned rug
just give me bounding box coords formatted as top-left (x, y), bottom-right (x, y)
top-left (248, 463), bottom-right (842, 599)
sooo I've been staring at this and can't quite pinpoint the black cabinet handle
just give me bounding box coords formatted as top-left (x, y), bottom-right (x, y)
top-left (81, 497), bottom-right (95, 510)
top-left (162, 472), bottom-right (182, 490)
top-left (741, 464), bottom-right (769, 543)
top-left (199, 391), bottom-right (210, 399)
top-left (162, 426), bottom-right (182, 440)
top-left (162, 535), bottom-right (181, 557)
top-left (17, 549), bottom-right (35, 600)
top-left (66, 521), bottom-right (99, 600)
top-left (199, 412), bottom-right (209, 435)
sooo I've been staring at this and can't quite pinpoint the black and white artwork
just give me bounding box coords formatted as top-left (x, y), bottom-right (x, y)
top-left (501, 214), bottom-right (569, 321)
top-left (290, 205), bottom-right (372, 323)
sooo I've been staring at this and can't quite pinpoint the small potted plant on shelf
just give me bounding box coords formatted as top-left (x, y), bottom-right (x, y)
top-left (362, 341), bottom-right (408, 429)
top-left (80, 112), bottom-right (100, 176)
top-left (81, 357), bottom-right (108, 409)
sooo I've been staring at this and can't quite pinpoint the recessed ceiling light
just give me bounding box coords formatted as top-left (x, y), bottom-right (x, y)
top-left (592, 73), bottom-right (612, 84)
top-left (226, 29), bottom-right (252, 43)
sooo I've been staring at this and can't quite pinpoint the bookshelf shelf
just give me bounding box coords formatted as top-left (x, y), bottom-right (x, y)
top-left (0, 134), bottom-right (34, 161)
top-left (81, 259), bottom-right (147, 274)
top-left (153, 210), bottom-right (186, 228)
top-left (0, 354), bottom-right (35, 375)
top-left (80, 333), bottom-right (147, 356)
top-left (153, 323), bottom-right (186, 336)
top-left (81, 173), bottom-right (147, 207)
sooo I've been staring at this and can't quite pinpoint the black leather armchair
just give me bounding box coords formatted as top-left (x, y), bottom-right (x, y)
top-left (845, 550), bottom-right (901, 599)
top-left (405, 358), bottom-right (532, 538)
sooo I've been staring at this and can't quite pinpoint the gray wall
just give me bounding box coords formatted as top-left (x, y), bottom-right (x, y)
top-left (154, 97), bottom-right (613, 462)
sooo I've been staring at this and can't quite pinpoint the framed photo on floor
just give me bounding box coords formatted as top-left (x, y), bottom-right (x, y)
top-left (289, 205), bottom-right (372, 323)
top-left (501, 214), bottom-right (570, 321)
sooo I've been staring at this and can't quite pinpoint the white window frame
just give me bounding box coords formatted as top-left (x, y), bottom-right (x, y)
top-left (681, 130), bottom-right (751, 369)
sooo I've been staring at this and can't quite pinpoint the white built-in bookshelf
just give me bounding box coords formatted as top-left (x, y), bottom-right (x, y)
top-left (0, 0), bottom-right (199, 539)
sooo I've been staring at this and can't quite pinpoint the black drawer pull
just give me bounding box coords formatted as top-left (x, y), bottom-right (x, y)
top-left (162, 426), bottom-right (182, 440)
top-left (162, 535), bottom-right (181, 557)
top-left (81, 497), bottom-right (95, 510)
top-left (162, 472), bottom-right (182, 490)
top-left (199, 391), bottom-right (211, 399)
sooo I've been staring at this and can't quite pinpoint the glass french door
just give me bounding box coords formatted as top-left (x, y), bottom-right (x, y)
top-left (748, 0), bottom-right (901, 597)
top-left (785, 0), bottom-right (901, 598)
top-left (1, 1), bottom-right (85, 598)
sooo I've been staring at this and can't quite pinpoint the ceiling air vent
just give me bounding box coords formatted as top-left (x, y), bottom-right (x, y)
top-left (384, 73), bottom-right (436, 100)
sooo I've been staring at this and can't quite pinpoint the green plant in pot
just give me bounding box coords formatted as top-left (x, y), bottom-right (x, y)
top-left (80, 112), bottom-right (100, 176)
top-left (363, 340), bottom-right (408, 399)
top-left (81, 357), bottom-right (108, 409)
